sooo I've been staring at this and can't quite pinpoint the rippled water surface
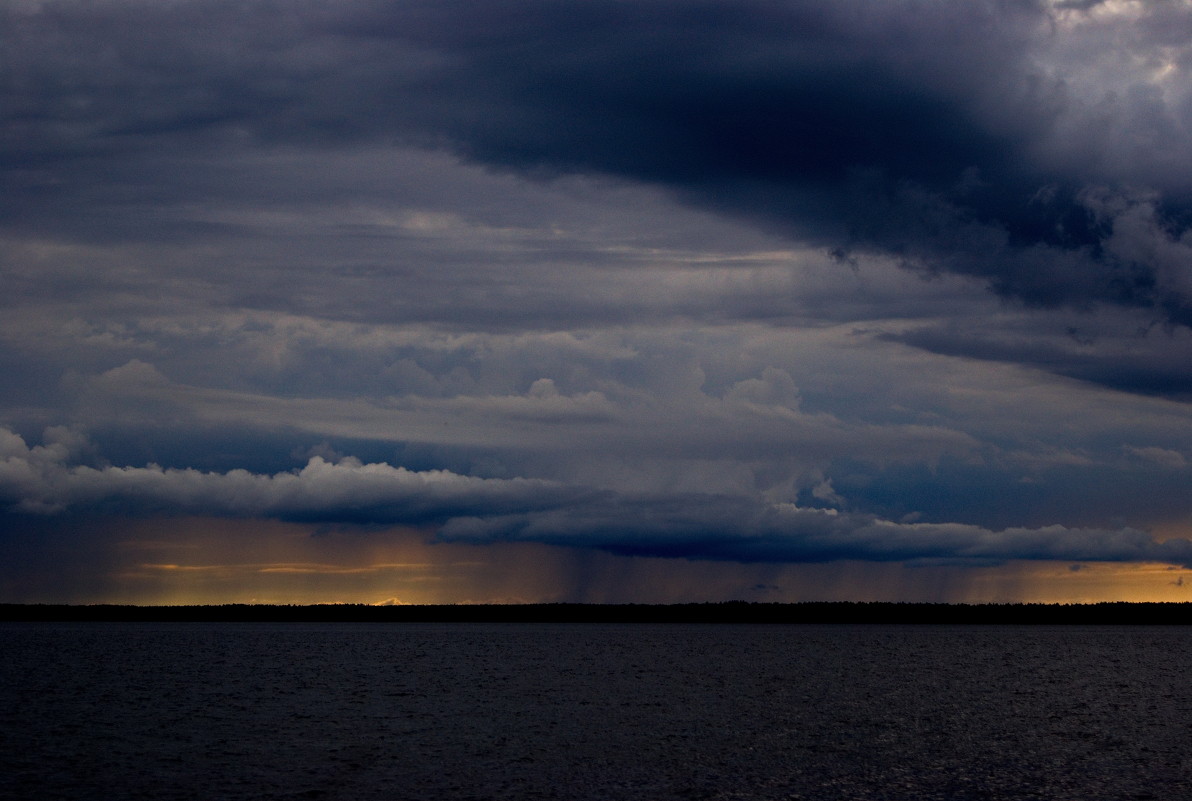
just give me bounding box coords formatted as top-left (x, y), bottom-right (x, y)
top-left (2, 623), bottom-right (1190, 800)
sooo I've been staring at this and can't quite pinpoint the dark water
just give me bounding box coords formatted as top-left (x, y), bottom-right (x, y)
top-left (2, 623), bottom-right (1189, 800)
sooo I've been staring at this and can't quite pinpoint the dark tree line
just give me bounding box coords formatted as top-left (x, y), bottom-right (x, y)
top-left (3, 601), bottom-right (1191, 624)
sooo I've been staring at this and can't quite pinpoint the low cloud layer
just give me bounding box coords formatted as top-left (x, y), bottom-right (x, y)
top-left (4, 426), bottom-right (1191, 569)
top-left (0, 427), bottom-right (576, 522)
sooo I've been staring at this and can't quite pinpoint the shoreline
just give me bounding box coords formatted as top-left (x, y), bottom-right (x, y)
top-left (3, 601), bottom-right (1192, 624)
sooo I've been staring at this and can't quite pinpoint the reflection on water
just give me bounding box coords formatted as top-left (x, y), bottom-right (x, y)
top-left (2, 623), bottom-right (1190, 800)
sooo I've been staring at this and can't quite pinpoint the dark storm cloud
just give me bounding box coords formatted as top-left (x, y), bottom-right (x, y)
top-left (5, 426), bottom-right (1192, 568)
top-left (441, 490), bottom-right (1192, 567)
top-left (0, 427), bottom-right (584, 523)
top-left (887, 313), bottom-right (1192, 399)
top-left (326, 0), bottom-right (1192, 320)
top-left (6, 1), bottom-right (1192, 321)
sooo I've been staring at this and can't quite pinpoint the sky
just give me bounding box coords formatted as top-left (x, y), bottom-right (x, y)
top-left (4, 0), bottom-right (1192, 604)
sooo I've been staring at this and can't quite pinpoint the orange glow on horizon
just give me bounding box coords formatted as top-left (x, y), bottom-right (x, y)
top-left (6, 516), bottom-right (1192, 606)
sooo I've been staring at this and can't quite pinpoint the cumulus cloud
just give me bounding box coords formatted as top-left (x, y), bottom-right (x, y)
top-left (0, 427), bottom-right (579, 521)
top-left (4, 427), bottom-right (1191, 568)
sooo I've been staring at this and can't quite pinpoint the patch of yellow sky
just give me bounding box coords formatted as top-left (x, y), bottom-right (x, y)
top-left (69, 516), bottom-right (1192, 606)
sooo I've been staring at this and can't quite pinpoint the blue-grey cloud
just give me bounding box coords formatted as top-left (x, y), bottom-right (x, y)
top-left (4, 426), bottom-right (1191, 568)
top-left (438, 500), bottom-right (1192, 567)
top-left (360, 0), bottom-right (1192, 321)
top-left (0, 427), bottom-right (583, 523)
top-left (6, 0), bottom-right (1192, 322)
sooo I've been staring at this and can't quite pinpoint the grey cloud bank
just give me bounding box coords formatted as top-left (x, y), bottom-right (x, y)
top-left (5, 425), bottom-right (1190, 569)
top-left (0, 427), bottom-right (576, 522)
top-left (10, 1), bottom-right (1192, 318)
top-left (4, 0), bottom-right (1192, 599)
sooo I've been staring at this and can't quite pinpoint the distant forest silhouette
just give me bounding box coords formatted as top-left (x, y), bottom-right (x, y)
top-left (3, 602), bottom-right (1192, 624)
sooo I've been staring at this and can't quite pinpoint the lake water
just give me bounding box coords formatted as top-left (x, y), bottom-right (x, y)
top-left (2, 623), bottom-right (1189, 800)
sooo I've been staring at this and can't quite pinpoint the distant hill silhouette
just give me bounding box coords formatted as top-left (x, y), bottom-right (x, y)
top-left (2, 602), bottom-right (1191, 624)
